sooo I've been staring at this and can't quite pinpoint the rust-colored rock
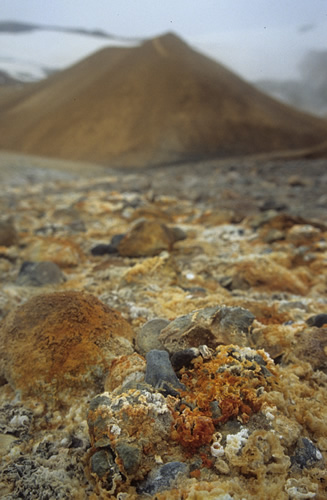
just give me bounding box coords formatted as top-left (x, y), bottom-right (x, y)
top-left (117, 220), bottom-right (177, 257)
top-left (0, 291), bottom-right (134, 406)
top-left (24, 236), bottom-right (84, 268)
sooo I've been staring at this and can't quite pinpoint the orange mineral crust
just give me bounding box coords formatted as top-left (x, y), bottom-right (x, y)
top-left (0, 291), bottom-right (134, 406)
top-left (171, 346), bottom-right (276, 450)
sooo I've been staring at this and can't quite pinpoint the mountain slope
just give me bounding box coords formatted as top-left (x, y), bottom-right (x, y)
top-left (0, 33), bottom-right (327, 167)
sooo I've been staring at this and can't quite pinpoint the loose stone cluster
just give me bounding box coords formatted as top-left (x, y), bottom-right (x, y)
top-left (86, 338), bottom-right (281, 496)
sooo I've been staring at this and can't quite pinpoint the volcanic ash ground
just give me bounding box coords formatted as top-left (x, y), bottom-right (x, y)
top-left (0, 157), bottom-right (327, 499)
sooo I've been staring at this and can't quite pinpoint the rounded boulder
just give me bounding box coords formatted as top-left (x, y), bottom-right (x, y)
top-left (0, 291), bottom-right (134, 406)
top-left (117, 220), bottom-right (176, 257)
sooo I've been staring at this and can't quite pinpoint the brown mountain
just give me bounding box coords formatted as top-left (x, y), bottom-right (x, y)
top-left (0, 32), bottom-right (327, 167)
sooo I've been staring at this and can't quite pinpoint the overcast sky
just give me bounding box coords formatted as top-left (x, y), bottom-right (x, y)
top-left (1, 0), bottom-right (327, 80)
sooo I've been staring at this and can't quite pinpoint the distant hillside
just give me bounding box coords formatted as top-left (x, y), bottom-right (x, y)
top-left (0, 32), bottom-right (327, 167)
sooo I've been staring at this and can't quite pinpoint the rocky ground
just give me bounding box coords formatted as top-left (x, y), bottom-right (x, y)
top-left (0, 153), bottom-right (327, 499)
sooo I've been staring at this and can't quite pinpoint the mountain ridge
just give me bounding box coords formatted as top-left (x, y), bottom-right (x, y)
top-left (0, 32), bottom-right (327, 167)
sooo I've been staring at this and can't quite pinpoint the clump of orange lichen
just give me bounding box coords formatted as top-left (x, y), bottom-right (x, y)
top-left (171, 345), bottom-right (277, 450)
top-left (171, 407), bottom-right (215, 450)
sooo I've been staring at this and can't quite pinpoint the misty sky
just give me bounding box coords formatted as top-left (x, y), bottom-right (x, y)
top-left (1, 0), bottom-right (327, 80)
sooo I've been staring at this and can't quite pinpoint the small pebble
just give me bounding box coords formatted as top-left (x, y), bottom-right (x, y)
top-left (291, 438), bottom-right (323, 469)
top-left (137, 461), bottom-right (188, 495)
top-left (306, 313), bottom-right (327, 328)
top-left (91, 243), bottom-right (117, 256)
top-left (91, 448), bottom-right (117, 479)
top-left (170, 348), bottom-right (199, 371)
top-left (16, 261), bottom-right (65, 286)
top-left (115, 442), bottom-right (141, 474)
top-left (91, 234), bottom-right (125, 256)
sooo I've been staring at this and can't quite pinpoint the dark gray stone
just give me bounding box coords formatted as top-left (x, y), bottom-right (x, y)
top-left (16, 261), bottom-right (65, 286)
top-left (91, 448), bottom-right (115, 478)
top-left (306, 313), bottom-right (327, 328)
top-left (68, 436), bottom-right (84, 449)
top-left (291, 438), bottom-right (323, 469)
top-left (170, 348), bottom-right (199, 371)
top-left (137, 461), bottom-right (188, 495)
top-left (136, 318), bottom-right (169, 355)
top-left (145, 350), bottom-right (186, 395)
top-left (259, 199), bottom-right (288, 212)
top-left (91, 243), bottom-right (116, 256)
top-left (163, 313), bottom-right (193, 334)
top-left (91, 234), bottom-right (125, 256)
top-left (115, 442), bottom-right (141, 474)
top-left (252, 354), bottom-right (267, 366)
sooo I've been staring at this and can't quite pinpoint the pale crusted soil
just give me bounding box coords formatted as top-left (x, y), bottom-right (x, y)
top-left (0, 152), bottom-right (327, 499)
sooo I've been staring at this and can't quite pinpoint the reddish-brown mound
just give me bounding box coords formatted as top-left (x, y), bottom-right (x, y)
top-left (0, 32), bottom-right (327, 167)
top-left (0, 291), bottom-right (134, 406)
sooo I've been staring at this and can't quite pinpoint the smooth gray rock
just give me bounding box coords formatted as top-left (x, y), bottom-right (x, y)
top-left (16, 261), bottom-right (65, 286)
top-left (145, 350), bottom-right (186, 395)
top-left (306, 313), bottom-right (327, 328)
top-left (136, 318), bottom-right (169, 355)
